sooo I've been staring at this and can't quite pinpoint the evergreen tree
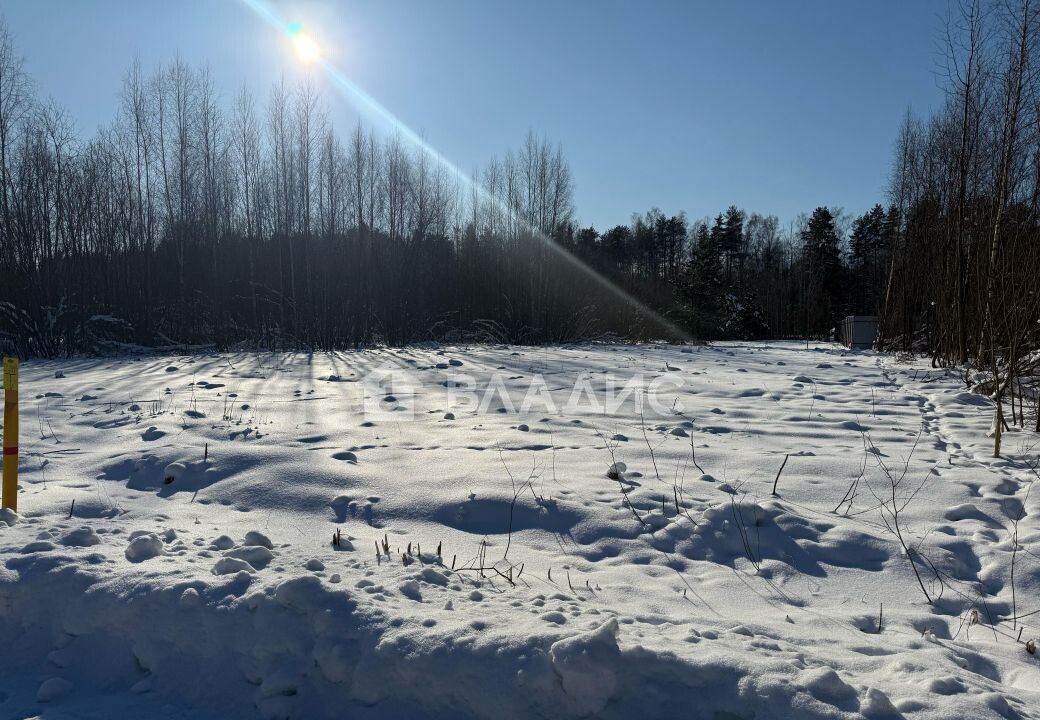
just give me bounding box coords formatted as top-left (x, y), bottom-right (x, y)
top-left (719, 205), bottom-right (745, 286)
top-left (678, 221), bottom-right (724, 339)
top-left (800, 207), bottom-right (845, 336)
top-left (575, 226), bottom-right (600, 258)
top-left (849, 204), bottom-right (885, 314)
top-left (724, 290), bottom-right (771, 340)
top-left (601, 225), bottom-right (633, 272)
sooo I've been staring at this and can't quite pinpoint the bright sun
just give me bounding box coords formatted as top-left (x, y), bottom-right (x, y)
top-left (292, 33), bottom-right (321, 64)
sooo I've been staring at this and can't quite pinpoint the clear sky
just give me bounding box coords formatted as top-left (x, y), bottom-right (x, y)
top-left (1, 0), bottom-right (949, 230)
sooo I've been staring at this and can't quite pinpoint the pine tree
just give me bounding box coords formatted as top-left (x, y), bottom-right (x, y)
top-left (849, 204), bottom-right (885, 314)
top-left (719, 205), bottom-right (745, 286)
top-left (601, 225), bottom-right (633, 272)
top-left (801, 207), bottom-right (845, 337)
top-left (678, 222), bottom-right (724, 339)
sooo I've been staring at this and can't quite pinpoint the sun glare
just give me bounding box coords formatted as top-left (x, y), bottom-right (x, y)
top-left (292, 33), bottom-right (321, 64)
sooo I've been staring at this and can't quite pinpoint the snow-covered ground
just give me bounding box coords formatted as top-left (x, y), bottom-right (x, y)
top-left (1, 342), bottom-right (1038, 719)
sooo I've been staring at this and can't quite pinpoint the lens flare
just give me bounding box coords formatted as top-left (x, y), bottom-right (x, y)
top-left (237, 0), bottom-right (689, 341)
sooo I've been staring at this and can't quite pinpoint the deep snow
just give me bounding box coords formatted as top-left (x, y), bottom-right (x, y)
top-left (0, 342), bottom-right (1038, 719)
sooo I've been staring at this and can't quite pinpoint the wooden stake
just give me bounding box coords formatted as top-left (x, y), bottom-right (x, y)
top-left (2, 357), bottom-right (18, 511)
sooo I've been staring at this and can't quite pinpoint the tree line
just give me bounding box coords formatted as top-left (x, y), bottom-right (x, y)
top-left (0, 28), bottom-right (603, 351)
top-left (881, 0), bottom-right (1040, 451)
top-left (2, 4), bottom-right (1036, 439)
top-left (0, 19), bottom-right (906, 356)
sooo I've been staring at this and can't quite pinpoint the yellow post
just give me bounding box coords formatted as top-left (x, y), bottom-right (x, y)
top-left (2, 356), bottom-right (17, 512)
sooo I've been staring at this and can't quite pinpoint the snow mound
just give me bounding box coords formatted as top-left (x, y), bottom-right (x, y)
top-left (549, 619), bottom-right (621, 716)
top-left (212, 557), bottom-right (255, 575)
top-left (125, 533), bottom-right (164, 562)
top-left (244, 530), bottom-right (274, 549)
top-left (37, 677), bottom-right (73, 702)
top-left (60, 527), bottom-right (101, 547)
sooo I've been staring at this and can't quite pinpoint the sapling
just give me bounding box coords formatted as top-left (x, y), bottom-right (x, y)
top-left (834, 433), bottom-right (871, 515)
top-left (729, 495), bottom-right (761, 572)
top-left (1003, 482), bottom-right (1031, 630)
top-left (596, 428), bottom-right (645, 525)
top-left (862, 429), bottom-right (941, 604)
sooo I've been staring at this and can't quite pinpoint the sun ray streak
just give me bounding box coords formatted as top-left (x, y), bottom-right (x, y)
top-left (237, 0), bottom-right (689, 341)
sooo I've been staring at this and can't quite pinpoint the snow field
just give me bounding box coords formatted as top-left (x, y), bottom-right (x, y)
top-left (0, 342), bottom-right (1038, 719)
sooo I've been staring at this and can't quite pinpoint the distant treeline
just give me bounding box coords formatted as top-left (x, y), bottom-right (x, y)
top-left (1, 6), bottom-right (1036, 404)
top-left (0, 19), bottom-right (896, 356)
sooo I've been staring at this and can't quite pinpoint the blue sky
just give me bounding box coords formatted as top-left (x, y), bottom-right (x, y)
top-left (1, 0), bottom-right (948, 229)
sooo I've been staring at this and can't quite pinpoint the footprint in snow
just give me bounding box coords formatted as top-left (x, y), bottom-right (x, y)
top-left (839, 420), bottom-right (868, 432)
top-left (297, 434), bottom-right (329, 444)
top-left (142, 426), bottom-right (165, 441)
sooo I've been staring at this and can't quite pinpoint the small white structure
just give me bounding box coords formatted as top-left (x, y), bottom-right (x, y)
top-left (841, 316), bottom-right (877, 350)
